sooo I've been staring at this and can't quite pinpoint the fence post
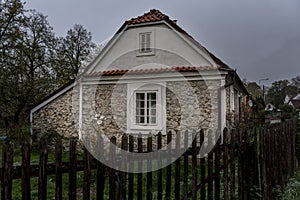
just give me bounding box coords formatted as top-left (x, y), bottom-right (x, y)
top-left (200, 129), bottom-right (206, 200)
top-left (121, 134), bottom-right (128, 200)
top-left (192, 130), bottom-right (198, 200)
top-left (109, 136), bottom-right (116, 200)
top-left (69, 139), bottom-right (77, 200)
top-left (157, 132), bottom-right (162, 200)
top-left (147, 133), bottom-right (153, 200)
top-left (137, 133), bottom-right (143, 200)
top-left (1, 140), bottom-right (13, 200)
top-left (128, 135), bottom-right (134, 200)
top-left (207, 130), bottom-right (213, 200)
top-left (174, 130), bottom-right (181, 200)
top-left (165, 131), bottom-right (172, 200)
top-left (22, 140), bottom-right (31, 200)
top-left (230, 129), bottom-right (236, 200)
top-left (96, 135), bottom-right (105, 200)
top-left (214, 133), bottom-right (221, 200)
top-left (183, 130), bottom-right (189, 200)
top-left (55, 137), bottom-right (62, 200)
top-left (38, 140), bottom-right (48, 200)
top-left (223, 128), bottom-right (229, 200)
top-left (83, 147), bottom-right (91, 200)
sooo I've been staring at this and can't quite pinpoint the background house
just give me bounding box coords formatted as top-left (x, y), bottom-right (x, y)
top-left (30, 9), bottom-right (248, 140)
top-left (286, 94), bottom-right (300, 109)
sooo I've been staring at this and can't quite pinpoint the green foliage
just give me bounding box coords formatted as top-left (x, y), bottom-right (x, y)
top-left (273, 169), bottom-right (300, 200)
top-left (245, 81), bottom-right (262, 100)
top-left (54, 24), bottom-right (96, 85)
top-left (291, 76), bottom-right (300, 93)
top-left (0, 0), bottom-right (95, 137)
top-left (266, 80), bottom-right (297, 107)
top-left (295, 118), bottom-right (300, 160)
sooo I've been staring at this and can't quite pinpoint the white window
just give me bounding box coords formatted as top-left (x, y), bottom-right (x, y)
top-left (137, 31), bottom-right (155, 56)
top-left (135, 92), bottom-right (157, 125)
top-left (127, 82), bottom-right (166, 134)
top-left (139, 32), bottom-right (151, 53)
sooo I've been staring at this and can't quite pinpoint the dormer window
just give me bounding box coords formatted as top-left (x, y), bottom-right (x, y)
top-left (139, 32), bottom-right (151, 53)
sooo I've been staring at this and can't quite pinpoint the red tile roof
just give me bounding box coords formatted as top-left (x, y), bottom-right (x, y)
top-left (127, 9), bottom-right (170, 25)
top-left (86, 66), bottom-right (224, 77)
top-left (122, 9), bottom-right (189, 37)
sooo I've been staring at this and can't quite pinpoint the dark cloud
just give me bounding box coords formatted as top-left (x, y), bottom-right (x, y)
top-left (23, 0), bottom-right (300, 83)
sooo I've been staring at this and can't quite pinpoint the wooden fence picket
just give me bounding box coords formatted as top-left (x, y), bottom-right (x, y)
top-left (83, 147), bottom-right (91, 200)
top-left (174, 131), bottom-right (181, 200)
top-left (1, 141), bottom-right (13, 200)
top-left (147, 134), bottom-right (153, 200)
top-left (165, 131), bottom-right (172, 200)
top-left (96, 136), bottom-right (105, 200)
top-left (22, 140), bottom-right (31, 200)
top-left (128, 135), bottom-right (134, 200)
top-left (137, 133), bottom-right (143, 200)
top-left (55, 137), bottom-right (62, 200)
top-left (68, 139), bottom-right (77, 200)
top-left (223, 128), bottom-right (229, 200)
top-left (109, 136), bottom-right (116, 200)
top-left (157, 132), bottom-right (163, 200)
top-left (0, 119), bottom-right (297, 200)
top-left (38, 140), bottom-right (48, 200)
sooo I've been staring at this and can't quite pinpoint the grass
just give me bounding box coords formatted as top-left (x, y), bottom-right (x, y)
top-left (273, 168), bottom-right (300, 200)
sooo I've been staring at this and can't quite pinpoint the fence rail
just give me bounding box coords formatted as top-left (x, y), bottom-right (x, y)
top-left (0, 119), bottom-right (297, 200)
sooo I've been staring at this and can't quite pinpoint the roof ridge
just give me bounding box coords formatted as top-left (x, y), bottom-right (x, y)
top-left (127, 9), bottom-right (170, 25)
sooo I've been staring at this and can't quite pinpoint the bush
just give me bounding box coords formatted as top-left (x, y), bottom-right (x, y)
top-left (274, 170), bottom-right (300, 200)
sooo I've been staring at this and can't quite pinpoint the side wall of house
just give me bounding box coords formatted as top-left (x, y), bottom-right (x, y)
top-left (32, 89), bottom-right (77, 138)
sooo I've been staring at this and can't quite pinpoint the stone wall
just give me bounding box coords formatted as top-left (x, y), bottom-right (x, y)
top-left (166, 80), bottom-right (220, 132)
top-left (81, 84), bottom-right (127, 143)
top-left (32, 89), bottom-right (77, 138)
top-left (32, 79), bottom-right (222, 149)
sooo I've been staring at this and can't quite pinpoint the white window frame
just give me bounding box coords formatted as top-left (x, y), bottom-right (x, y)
top-left (135, 91), bottom-right (158, 126)
top-left (127, 82), bottom-right (166, 134)
top-left (137, 31), bottom-right (155, 56)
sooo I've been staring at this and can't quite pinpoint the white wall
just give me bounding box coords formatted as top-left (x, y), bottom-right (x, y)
top-left (90, 23), bottom-right (214, 73)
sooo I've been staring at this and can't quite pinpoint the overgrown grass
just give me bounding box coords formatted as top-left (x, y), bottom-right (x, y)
top-left (273, 169), bottom-right (300, 200)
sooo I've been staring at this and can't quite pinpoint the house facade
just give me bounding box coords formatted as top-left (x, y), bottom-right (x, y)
top-left (30, 9), bottom-right (248, 141)
top-left (285, 94), bottom-right (300, 109)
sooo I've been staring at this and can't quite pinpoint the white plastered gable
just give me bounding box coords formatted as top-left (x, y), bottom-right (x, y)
top-left (83, 21), bottom-right (218, 75)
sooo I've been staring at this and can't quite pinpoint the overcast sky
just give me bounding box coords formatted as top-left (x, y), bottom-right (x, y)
top-left (23, 0), bottom-right (300, 85)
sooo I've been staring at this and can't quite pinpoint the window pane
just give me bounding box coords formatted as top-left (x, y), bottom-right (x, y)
top-left (136, 93), bottom-right (144, 100)
top-left (150, 100), bottom-right (156, 107)
top-left (151, 117), bottom-right (156, 124)
top-left (136, 108), bottom-right (140, 115)
top-left (140, 117), bottom-right (145, 123)
top-left (145, 33), bottom-right (151, 51)
top-left (151, 109), bottom-right (156, 115)
top-left (140, 108), bottom-right (144, 115)
top-left (147, 93), bottom-right (156, 100)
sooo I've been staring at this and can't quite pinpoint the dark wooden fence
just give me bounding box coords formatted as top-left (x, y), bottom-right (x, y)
top-left (0, 119), bottom-right (297, 200)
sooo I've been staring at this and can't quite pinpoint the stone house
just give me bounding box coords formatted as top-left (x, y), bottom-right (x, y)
top-left (30, 9), bottom-right (248, 142)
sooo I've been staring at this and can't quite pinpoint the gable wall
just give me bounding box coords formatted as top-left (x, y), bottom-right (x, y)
top-left (91, 24), bottom-right (213, 73)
